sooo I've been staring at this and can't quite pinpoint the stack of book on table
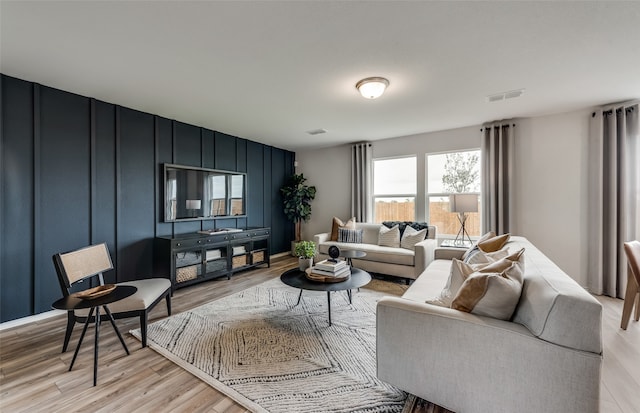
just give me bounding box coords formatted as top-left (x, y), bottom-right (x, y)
top-left (310, 259), bottom-right (351, 278)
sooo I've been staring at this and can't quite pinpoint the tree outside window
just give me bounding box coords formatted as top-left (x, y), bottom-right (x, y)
top-left (427, 150), bottom-right (481, 236)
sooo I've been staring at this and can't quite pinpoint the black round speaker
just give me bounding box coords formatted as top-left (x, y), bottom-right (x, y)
top-left (328, 245), bottom-right (340, 260)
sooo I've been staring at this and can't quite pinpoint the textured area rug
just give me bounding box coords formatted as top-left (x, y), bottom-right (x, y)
top-left (132, 277), bottom-right (409, 413)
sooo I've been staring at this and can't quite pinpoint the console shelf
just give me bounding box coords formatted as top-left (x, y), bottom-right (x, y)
top-left (155, 227), bottom-right (270, 291)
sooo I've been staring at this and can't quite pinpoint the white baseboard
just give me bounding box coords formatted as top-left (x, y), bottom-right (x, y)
top-left (0, 309), bottom-right (65, 331)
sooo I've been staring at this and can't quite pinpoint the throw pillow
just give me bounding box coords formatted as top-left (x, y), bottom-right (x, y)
top-left (462, 231), bottom-right (496, 260)
top-left (378, 224), bottom-right (400, 248)
top-left (400, 225), bottom-right (427, 250)
top-left (338, 228), bottom-right (363, 243)
top-left (478, 233), bottom-right (511, 253)
top-left (426, 258), bottom-right (477, 307)
top-left (330, 216), bottom-right (356, 241)
top-left (464, 248), bottom-right (509, 265)
top-left (451, 248), bottom-right (525, 320)
top-left (382, 221), bottom-right (429, 238)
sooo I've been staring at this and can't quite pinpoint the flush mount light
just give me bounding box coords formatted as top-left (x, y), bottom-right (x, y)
top-left (356, 77), bottom-right (389, 99)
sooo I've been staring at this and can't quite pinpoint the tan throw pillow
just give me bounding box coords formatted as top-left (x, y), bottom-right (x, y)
top-left (426, 259), bottom-right (477, 307)
top-left (400, 225), bottom-right (427, 251)
top-left (462, 231), bottom-right (496, 260)
top-left (330, 216), bottom-right (355, 241)
top-left (451, 248), bottom-right (525, 320)
top-left (378, 224), bottom-right (400, 248)
top-left (478, 233), bottom-right (511, 253)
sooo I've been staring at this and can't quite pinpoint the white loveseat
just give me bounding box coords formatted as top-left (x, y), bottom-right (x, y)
top-left (376, 236), bottom-right (603, 413)
top-left (313, 222), bottom-right (437, 281)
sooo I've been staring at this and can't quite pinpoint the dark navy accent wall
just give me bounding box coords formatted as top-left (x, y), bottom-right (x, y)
top-left (0, 74), bottom-right (295, 322)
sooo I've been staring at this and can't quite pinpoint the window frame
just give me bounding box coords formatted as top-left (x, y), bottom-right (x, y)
top-left (372, 155), bottom-right (418, 223)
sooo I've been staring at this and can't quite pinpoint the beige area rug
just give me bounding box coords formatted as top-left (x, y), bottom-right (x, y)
top-left (132, 276), bottom-right (453, 413)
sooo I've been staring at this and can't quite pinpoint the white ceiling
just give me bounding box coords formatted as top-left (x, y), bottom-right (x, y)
top-left (1, 1), bottom-right (639, 151)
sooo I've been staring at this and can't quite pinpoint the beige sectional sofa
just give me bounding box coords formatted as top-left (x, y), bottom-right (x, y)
top-left (313, 222), bottom-right (437, 281)
top-left (376, 236), bottom-right (603, 413)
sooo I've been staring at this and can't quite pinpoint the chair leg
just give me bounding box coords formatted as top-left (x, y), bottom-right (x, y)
top-left (165, 293), bottom-right (172, 316)
top-left (62, 311), bottom-right (75, 353)
top-left (140, 313), bottom-right (148, 348)
top-left (635, 292), bottom-right (640, 322)
top-left (621, 277), bottom-right (638, 330)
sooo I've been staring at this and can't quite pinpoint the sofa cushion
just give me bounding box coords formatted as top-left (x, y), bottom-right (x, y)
top-left (338, 228), bottom-right (363, 243)
top-left (400, 226), bottom-right (427, 251)
top-left (318, 241), bottom-right (415, 266)
top-left (378, 225), bottom-right (400, 248)
top-left (451, 248), bottom-right (525, 320)
top-left (331, 216), bottom-right (355, 241)
top-left (403, 259), bottom-right (451, 302)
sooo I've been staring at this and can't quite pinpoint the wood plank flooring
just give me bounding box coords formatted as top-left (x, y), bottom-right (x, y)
top-left (1, 256), bottom-right (639, 413)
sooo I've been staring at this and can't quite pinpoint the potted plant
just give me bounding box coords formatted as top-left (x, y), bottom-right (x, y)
top-left (294, 240), bottom-right (316, 271)
top-left (280, 173), bottom-right (317, 244)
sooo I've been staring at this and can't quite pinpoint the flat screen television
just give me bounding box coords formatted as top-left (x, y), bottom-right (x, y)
top-left (164, 164), bottom-right (246, 222)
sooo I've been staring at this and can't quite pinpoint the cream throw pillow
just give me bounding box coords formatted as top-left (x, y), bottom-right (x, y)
top-left (331, 216), bottom-right (355, 241)
top-left (465, 248), bottom-right (509, 265)
top-left (378, 225), bottom-right (400, 248)
top-left (400, 225), bottom-right (427, 251)
top-left (451, 248), bottom-right (525, 320)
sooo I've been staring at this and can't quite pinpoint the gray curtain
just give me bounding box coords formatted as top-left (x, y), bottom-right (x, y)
top-left (351, 142), bottom-right (373, 222)
top-left (588, 102), bottom-right (640, 298)
top-left (481, 122), bottom-right (515, 235)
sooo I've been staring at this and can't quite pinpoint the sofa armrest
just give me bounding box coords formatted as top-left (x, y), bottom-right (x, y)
top-left (414, 239), bottom-right (436, 277)
top-left (434, 247), bottom-right (466, 261)
top-left (376, 296), bottom-right (601, 413)
top-left (313, 233), bottom-right (330, 244)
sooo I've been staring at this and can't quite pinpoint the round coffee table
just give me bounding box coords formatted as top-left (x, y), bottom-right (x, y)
top-left (280, 267), bottom-right (372, 326)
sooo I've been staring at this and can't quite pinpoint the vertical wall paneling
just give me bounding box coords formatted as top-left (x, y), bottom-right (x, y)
top-left (93, 100), bottom-right (117, 283)
top-left (117, 107), bottom-right (155, 282)
top-left (155, 117), bottom-right (174, 239)
top-left (174, 121), bottom-right (201, 166)
top-left (263, 146), bottom-right (273, 253)
top-left (201, 129), bottom-right (215, 169)
top-left (214, 132), bottom-right (237, 171)
top-left (0, 76), bottom-right (34, 320)
top-left (172, 121), bottom-right (203, 235)
top-left (270, 148), bottom-right (287, 253)
top-left (247, 141), bottom-right (264, 227)
top-left (37, 86), bottom-right (91, 312)
top-left (0, 74), bottom-right (295, 321)
top-left (200, 129), bottom-right (216, 230)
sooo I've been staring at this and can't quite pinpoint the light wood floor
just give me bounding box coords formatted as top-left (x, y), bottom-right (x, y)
top-left (1, 256), bottom-right (639, 413)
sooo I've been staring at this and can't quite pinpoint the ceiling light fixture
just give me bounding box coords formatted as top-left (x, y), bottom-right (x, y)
top-left (356, 77), bottom-right (389, 99)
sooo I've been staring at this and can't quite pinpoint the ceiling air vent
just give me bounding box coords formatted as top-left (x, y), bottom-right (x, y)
top-left (486, 88), bottom-right (525, 103)
top-left (306, 129), bottom-right (327, 135)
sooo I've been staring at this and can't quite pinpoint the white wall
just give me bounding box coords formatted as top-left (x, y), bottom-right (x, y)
top-left (513, 109), bottom-right (591, 286)
top-left (297, 109), bottom-right (592, 286)
top-left (295, 144), bottom-right (352, 241)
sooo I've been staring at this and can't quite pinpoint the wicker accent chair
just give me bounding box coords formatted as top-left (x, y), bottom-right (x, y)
top-left (52, 243), bottom-right (172, 350)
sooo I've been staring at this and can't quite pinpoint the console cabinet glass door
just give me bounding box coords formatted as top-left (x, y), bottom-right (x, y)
top-left (175, 250), bottom-right (202, 283)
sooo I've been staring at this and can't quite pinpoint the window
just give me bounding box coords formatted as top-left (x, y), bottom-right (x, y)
top-left (373, 156), bottom-right (416, 223)
top-left (426, 150), bottom-right (481, 237)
